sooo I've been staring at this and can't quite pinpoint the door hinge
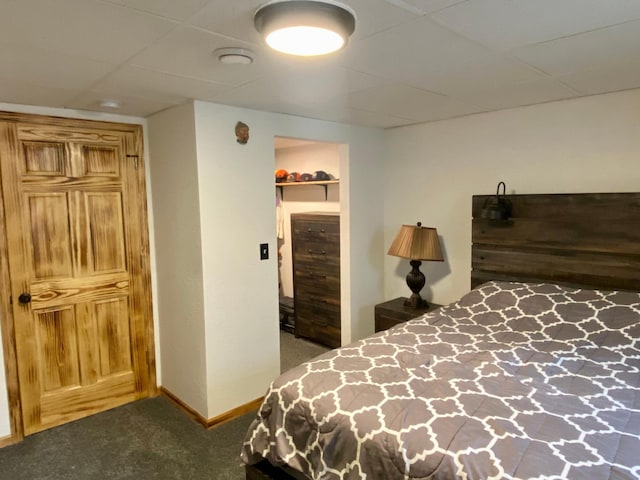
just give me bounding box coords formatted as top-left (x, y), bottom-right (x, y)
top-left (126, 154), bottom-right (140, 169)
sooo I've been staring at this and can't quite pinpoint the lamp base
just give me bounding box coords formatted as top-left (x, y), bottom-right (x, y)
top-left (404, 260), bottom-right (430, 309)
top-left (404, 294), bottom-right (429, 309)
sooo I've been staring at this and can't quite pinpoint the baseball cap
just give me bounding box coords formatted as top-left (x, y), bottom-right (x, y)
top-left (312, 170), bottom-right (330, 181)
top-left (275, 169), bottom-right (288, 182)
top-left (286, 172), bottom-right (301, 182)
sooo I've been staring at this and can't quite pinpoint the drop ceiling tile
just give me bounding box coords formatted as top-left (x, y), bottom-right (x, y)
top-left (327, 109), bottom-right (413, 128)
top-left (295, 103), bottom-right (414, 128)
top-left (345, 84), bottom-right (485, 122)
top-left (188, 0), bottom-right (265, 44)
top-left (458, 78), bottom-right (579, 111)
top-left (217, 93), bottom-right (413, 129)
top-left (129, 26), bottom-right (266, 86)
top-left (553, 0), bottom-right (640, 31)
top-left (339, 0), bottom-right (420, 39)
top-left (432, 0), bottom-right (563, 50)
top-left (209, 80), bottom-right (305, 112)
top-left (559, 63), bottom-right (640, 95)
top-left (0, 44), bottom-right (115, 91)
top-left (263, 64), bottom-right (390, 100)
top-left (209, 66), bottom-right (387, 113)
top-left (407, 54), bottom-right (547, 95)
top-left (513, 20), bottom-right (640, 76)
top-left (0, 0), bottom-right (177, 63)
top-left (107, 0), bottom-right (211, 21)
top-left (66, 91), bottom-right (179, 117)
top-left (88, 66), bottom-right (232, 104)
top-left (0, 78), bottom-right (78, 108)
top-left (342, 16), bottom-right (495, 86)
top-left (382, 0), bottom-right (468, 15)
top-left (433, 0), bottom-right (640, 51)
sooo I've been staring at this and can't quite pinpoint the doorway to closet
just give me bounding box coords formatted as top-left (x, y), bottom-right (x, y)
top-left (273, 136), bottom-right (342, 372)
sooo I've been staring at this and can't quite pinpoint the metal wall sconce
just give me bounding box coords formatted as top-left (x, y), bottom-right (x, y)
top-left (481, 181), bottom-right (512, 221)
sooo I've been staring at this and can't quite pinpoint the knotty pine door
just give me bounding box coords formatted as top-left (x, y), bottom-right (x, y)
top-left (0, 114), bottom-right (155, 436)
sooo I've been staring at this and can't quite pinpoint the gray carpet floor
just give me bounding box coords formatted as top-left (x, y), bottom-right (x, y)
top-left (279, 330), bottom-right (330, 374)
top-left (0, 331), bottom-right (330, 480)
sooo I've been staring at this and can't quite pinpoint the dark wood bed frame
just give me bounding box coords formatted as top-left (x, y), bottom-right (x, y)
top-left (472, 192), bottom-right (640, 292)
top-left (246, 191), bottom-right (640, 480)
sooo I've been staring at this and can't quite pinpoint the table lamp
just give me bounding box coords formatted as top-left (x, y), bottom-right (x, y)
top-left (387, 222), bottom-right (444, 308)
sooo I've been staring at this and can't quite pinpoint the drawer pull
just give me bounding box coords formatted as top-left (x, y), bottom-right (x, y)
top-left (311, 318), bottom-right (328, 327)
top-left (308, 249), bottom-right (326, 255)
top-left (309, 272), bottom-right (327, 279)
top-left (307, 228), bottom-right (326, 233)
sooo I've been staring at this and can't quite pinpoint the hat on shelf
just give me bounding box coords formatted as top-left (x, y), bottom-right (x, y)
top-left (286, 172), bottom-right (301, 182)
top-left (300, 173), bottom-right (313, 181)
top-left (275, 169), bottom-right (288, 182)
top-left (312, 170), bottom-right (331, 181)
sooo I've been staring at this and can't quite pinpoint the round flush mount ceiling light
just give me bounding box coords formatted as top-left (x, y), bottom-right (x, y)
top-left (254, 0), bottom-right (356, 56)
top-left (214, 47), bottom-right (255, 65)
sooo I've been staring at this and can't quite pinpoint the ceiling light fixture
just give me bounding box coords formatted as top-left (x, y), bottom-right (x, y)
top-left (215, 47), bottom-right (255, 65)
top-left (254, 0), bottom-right (356, 56)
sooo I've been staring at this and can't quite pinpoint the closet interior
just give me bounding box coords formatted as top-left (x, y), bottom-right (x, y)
top-left (274, 137), bottom-right (341, 348)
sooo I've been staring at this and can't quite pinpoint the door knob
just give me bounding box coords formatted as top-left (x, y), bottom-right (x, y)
top-left (18, 293), bottom-right (31, 304)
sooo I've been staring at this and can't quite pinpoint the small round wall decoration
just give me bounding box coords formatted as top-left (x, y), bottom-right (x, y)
top-left (235, 121), bottom-right (249, 144)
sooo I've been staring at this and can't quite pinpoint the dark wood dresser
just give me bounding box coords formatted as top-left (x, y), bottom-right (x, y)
top-left (374, 297), bottom-right (442, 332)
top-left (291, 212), bottom-right (340, 348)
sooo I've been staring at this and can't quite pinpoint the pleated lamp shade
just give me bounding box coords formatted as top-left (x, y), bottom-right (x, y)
top-left (387, 224), bottom-right (443, 261)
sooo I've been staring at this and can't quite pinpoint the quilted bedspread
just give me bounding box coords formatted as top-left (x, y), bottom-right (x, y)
top-left (241, 282), bottom-right (640, 479)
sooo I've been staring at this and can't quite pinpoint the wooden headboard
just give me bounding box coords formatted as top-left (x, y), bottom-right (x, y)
top-left (471, 192), bottom-right (640, 292)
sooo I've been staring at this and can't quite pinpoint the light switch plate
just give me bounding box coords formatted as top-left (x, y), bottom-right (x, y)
top-left (260, 243), bottom-right (269, 260)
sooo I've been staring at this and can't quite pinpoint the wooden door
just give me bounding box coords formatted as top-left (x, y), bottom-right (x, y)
top-left (0, 114), bottom-right (155, 436)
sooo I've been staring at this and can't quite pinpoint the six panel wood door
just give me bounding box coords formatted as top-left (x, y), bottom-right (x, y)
top-left (0, 118), bottom-right (154, 435)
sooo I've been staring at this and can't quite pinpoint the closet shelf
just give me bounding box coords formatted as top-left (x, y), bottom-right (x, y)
top-left (276, 180), bottom-right (339, 201)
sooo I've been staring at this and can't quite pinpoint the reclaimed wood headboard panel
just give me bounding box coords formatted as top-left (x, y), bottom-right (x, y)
top-left (471, 192), bottom-right (640, 292)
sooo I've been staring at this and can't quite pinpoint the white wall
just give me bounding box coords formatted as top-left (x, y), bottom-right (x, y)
top-left (147, 103), bottom-right (209, 414)
top-left (191, 101), bottom-right (385, 418)
top-left (384, 89), bottom-right (640, 306)
top-left (0, 102), bottom-right (158, 439)
top-left (275, 143), bottom-right (341, 298)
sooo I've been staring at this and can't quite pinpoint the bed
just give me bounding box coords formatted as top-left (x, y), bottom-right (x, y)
top-left (242, 192), bottom-right (640, 479)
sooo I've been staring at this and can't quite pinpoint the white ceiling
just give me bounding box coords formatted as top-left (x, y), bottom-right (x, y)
top-left (2, 0), bottom-right (640, 129)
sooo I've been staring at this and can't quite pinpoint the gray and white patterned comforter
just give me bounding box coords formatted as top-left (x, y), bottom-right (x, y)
top-left (242, 281), bottom-right (640, 479)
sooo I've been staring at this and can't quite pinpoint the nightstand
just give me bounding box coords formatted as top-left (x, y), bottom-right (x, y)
top-left (375, 297), bottom-right (442, 332)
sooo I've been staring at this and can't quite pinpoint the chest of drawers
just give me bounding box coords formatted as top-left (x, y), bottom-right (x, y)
top-left (291, 212), bottom-right (340, 348)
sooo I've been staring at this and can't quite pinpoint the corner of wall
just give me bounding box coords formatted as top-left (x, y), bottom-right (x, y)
top-left (147, 102), bottom-right (209, 415)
